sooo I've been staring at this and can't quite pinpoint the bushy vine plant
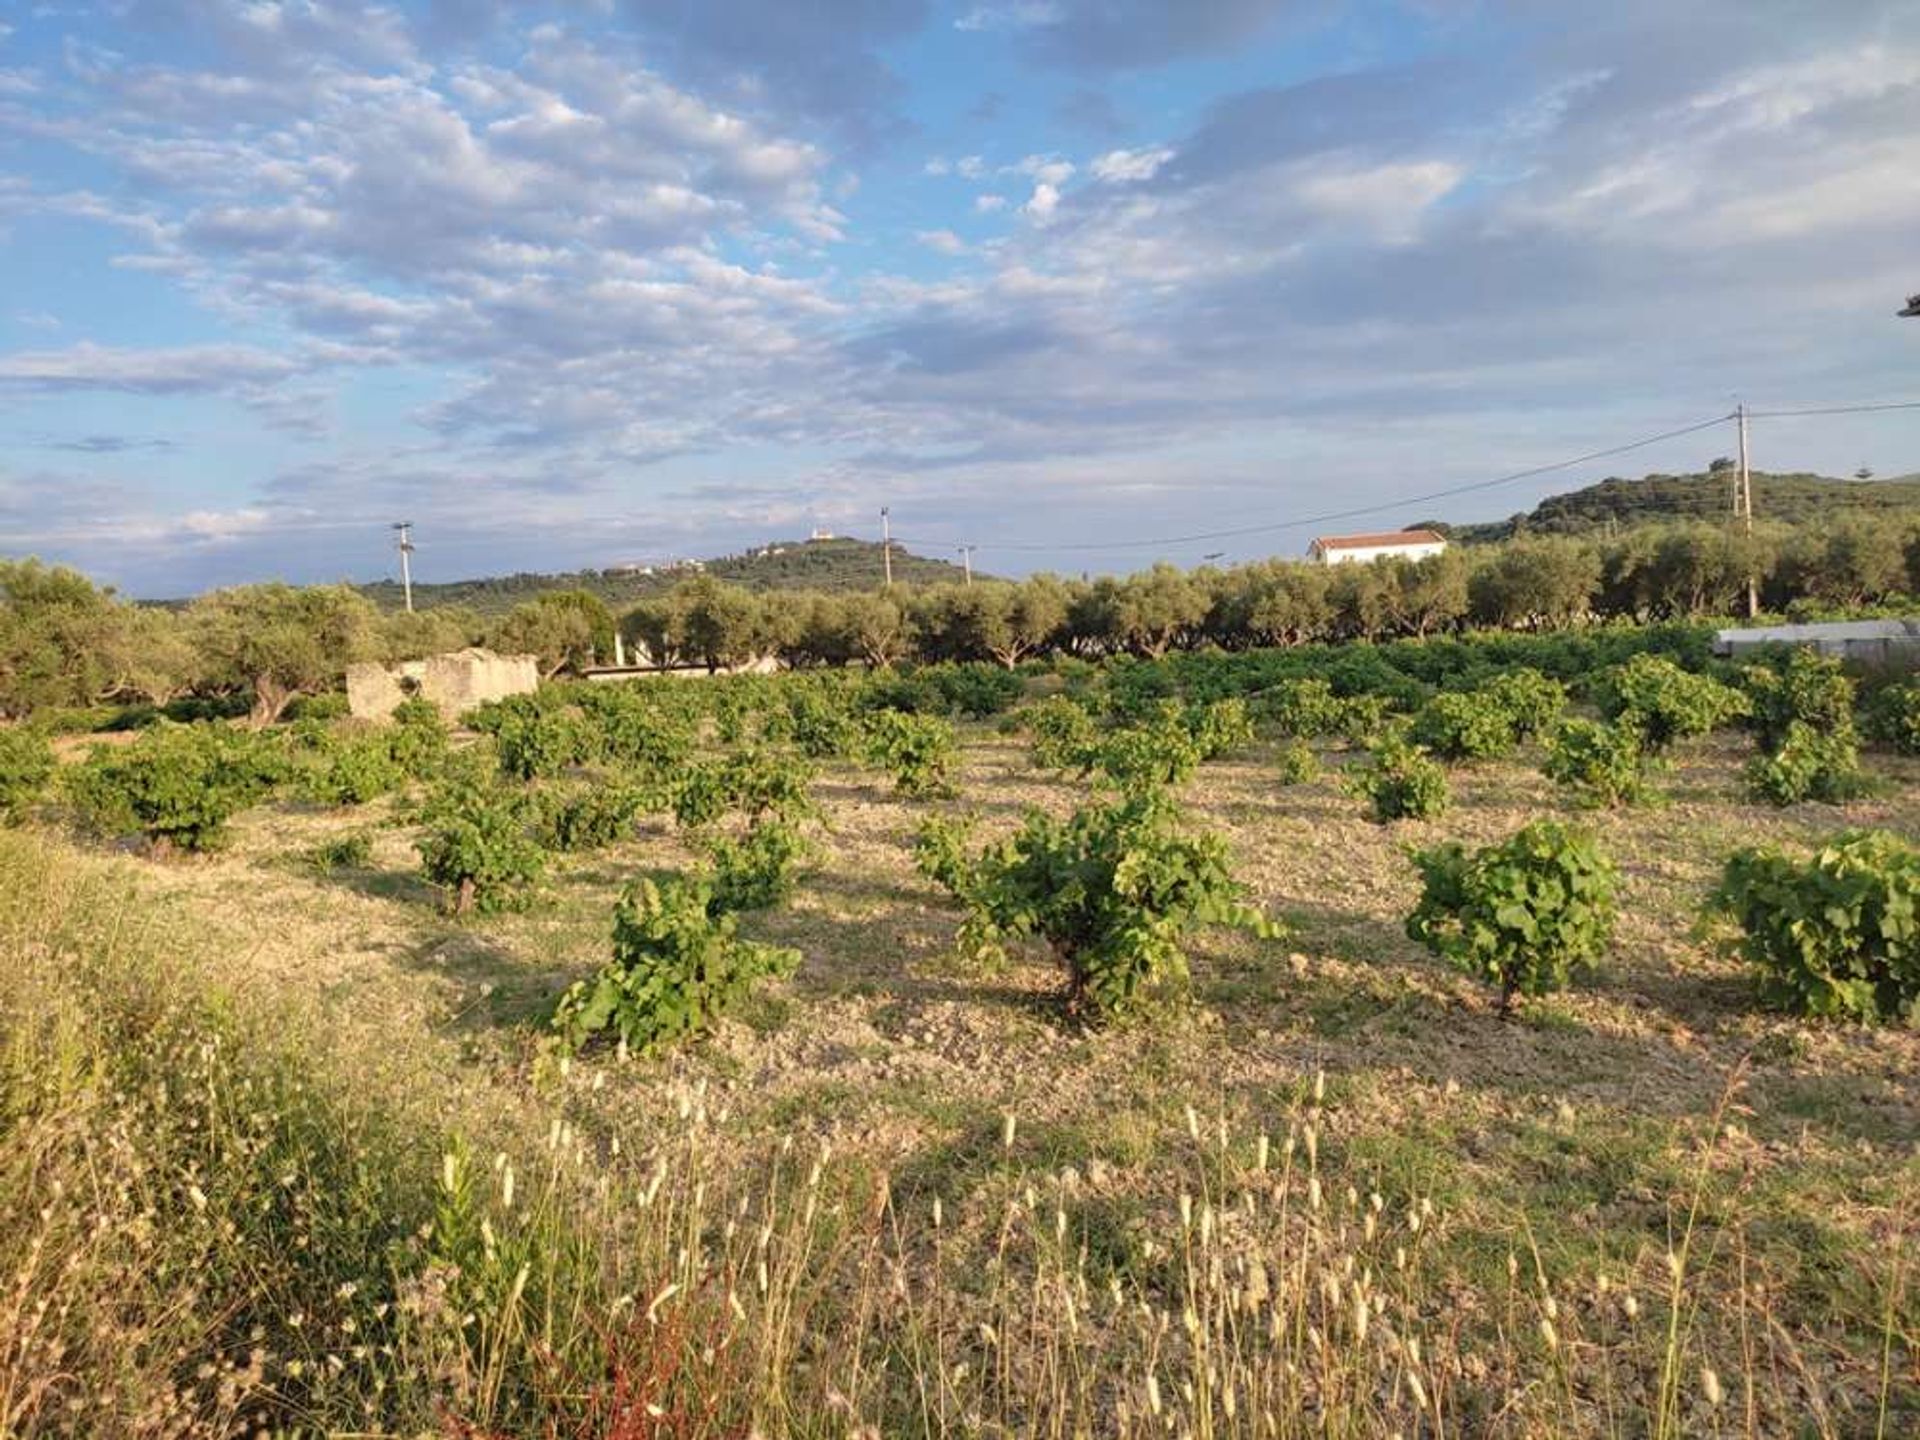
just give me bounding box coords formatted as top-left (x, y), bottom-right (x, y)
top-left (304, 729), bottom-right (407, 806)
top-left (1481, 667), bottom-right (1568, 740)
top-left (386, 696), bottom-right (451, 778)
top-left (704, 817), bottom-right (811, 914)
top-left (862, 709), bottom-right (959, 798)
top-left (1273, 738), bottom-right (1320, 786)
top-left (494, 706), bottom-right (593, 781)
top-left (913, 792), bottom-right (1275, 1022)
top-left (538, 783), bottom-right (651, 853)
top-left (1742, 648), bottom-right (1856, 753)
top-left (1598, 654), bottom-right (1747, 753)
top-left (1542, 719), bottom-right (1660, 809)
top-left (415, 762), bottom-right (545, 913)
top-left (1348, 734), bottom-right (1448, 823)
top-left (552, 875), bottom-right (799, 1052)
top-left (1743, 722), bottom-right (1869, 807)
top-left (672, 749), bottom-right (814, 829)
top-left (65, 722), bottom-right (284, 853)
top-left (0, 725), bottom-right (55, 822)
top-left (1410, 690), bottom-right (1520, 763)
top-left (1864, 680), bottom-right (1920, 755)
top-left (1706, 830), bottom-right (1920, 1023)
top-left (1406, 820), bottom-right (1618, 1014)
top-left (1025, 694), bottom-right (1100, 770)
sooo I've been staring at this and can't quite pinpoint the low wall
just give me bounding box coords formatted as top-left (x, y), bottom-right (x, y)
top-left (345, 648), bottom-right (540, 721)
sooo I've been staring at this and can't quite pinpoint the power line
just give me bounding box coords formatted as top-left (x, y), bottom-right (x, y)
top-left (892, 411), bottom-right (1737, 555)
top-left (1743, 399), bottom-right (1920, 418)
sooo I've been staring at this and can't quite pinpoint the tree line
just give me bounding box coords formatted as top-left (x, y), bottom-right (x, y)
top-left (4, 512), bottom-right (1918, 722)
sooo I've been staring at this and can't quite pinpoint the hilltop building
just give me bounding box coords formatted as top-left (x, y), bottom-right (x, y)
top-left (1307, 529), bottom-right (1448, 565)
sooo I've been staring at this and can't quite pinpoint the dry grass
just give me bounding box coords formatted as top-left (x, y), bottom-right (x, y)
top-left (3, 719), bottom-right (1916, 1436)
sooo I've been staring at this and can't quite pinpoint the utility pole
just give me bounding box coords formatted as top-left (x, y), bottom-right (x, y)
top-left (957, 544), bottom-right (975, 585)
top-left (1734, 405), bottom-right (1758, 617)
top-left (880, 506), bottom-right (893, 589)
top-left (392, 521), bottom-right (416, 614)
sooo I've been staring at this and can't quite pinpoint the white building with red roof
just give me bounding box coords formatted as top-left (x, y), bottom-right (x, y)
top-left (1306, 529), bottom-right (1449, 566)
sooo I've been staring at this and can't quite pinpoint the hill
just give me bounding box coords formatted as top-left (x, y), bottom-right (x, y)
top-left (1434, 469), bottom-right (1920, 543)
top-left (359, 536), bottom-right (981, 615)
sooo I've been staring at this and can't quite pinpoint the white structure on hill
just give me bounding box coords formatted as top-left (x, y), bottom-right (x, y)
top-left (1307, 529), bottom-right (1448, 565)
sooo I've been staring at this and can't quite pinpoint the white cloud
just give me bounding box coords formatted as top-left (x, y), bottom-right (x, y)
top-left (0, 341), bottom-right (303, 394)
top-left (1293, 160), bottom-right (1462, 238)
top-left (1091, 146), bottom-right (1173, 183)
top-left (916, 228), bottom-right (967, 255)
top-left (975, 193), bottom-right (1009, 212)
top-left (955, 3), bottom-right (1062, 33)
top-left (1023, 181), bottom-right (1062, 222)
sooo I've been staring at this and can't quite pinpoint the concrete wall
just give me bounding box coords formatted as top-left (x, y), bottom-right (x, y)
top-left (346, 648), bottom-right (540, 721)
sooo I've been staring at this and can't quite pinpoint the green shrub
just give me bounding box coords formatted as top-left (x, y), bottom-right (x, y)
top-left (1743, 722), bottom-right (1870, 806)
top-left (1334, 693), bottom-right (1395, 747)
top-left (1088, 712), bottom-right (1203, 793)
top-left (539, 783), bottom-right (649, 853)
top-left (1406, 821), bottom-right (1618, 1014)
top-left (1410, 690), bottom-right (1518, 762)
top-left (1025, 694), bottom-right (1100, 770)
top-left (1599, 654), bottom-right (1747, 753)
top-left (0, 726), bottom-right (55, 821)
top-left (1706, 831), bottom-right (1920, 1023)
top-left (1743, 649), bottom-right (1855, 753)
top-left (1187, 698), bottom-right (1255, 759)
top-left (1481, 667), bottom-right (1568, 739)
top-left (553, 875), bottom-right (799, 1052)
top-left (65, 723), bottom-right (283, 853)
top-left (705, 817), bottom-right (810, 914)
top-left (283, 691), bottom-right (351, 723)
top-left (387, 697), bottom-right (450, 778)
top-left (1348, 735), bottom-right (1448, 823)
top-left (922, 662), bottom-right (1026, 718)
top-left (913, 792), bottom-right (1274, 1022)
top-left (777, 690), bottom-right (861, 759)
top-left (1864, 680), bottom-right (1920, 755)
top-left (1264, 678), bottom-right (1346, 737)
top-left (494, 707), bottom-right (591, 781)
top-left (862, 709), bottom-right (959, 798)
top-left (672, 750), bottom-right (814, 829)
top-left (1274, 738), bottom-right (1319, 786)
top-left (306, 731), bottom-right (406, 807)
top-left (415, 770), bottom-right (544, 913)
top-left (1542, 719), bottom-right (1658, 809)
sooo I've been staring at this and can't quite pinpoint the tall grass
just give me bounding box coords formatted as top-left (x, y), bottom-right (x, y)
top-left (0, 831), bottom-right (1910, 1436)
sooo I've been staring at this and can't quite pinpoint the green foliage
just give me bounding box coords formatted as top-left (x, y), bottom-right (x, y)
top-left (1480, 667), bottom-right (1568, 739)
top-left (1406, 821), bottom-right (1618, 1012)
top-left (774, 688), bottom-right (861, 759)
top-left (553, 875), bottom-right (799, 1052)
top-left (705, 817), bottom-right (810, 914)
top-left (1864, 680), bottom-right (1920, 755)
top-left (1542, 719), bottom-right (1659, 809)
top-left (1707, 831), bottom-right (1920, 1022)
top-left (387, 697), bottom-right (450, 778)
top-left (862, 709), bottom-right (959, 798)
top-left (1087, 708), bottom-right (1204, 793)
top-left (0, 725), bottom-right (55, 821)
top-left (65, 722), bottom-right (284, 852)
top-left (672, 750), bottom-right (814, 829)
top-left (538, 783), bottom-right (649, 853)
top-left (303, 832), bottom-right (373, 873)
top-left (1742, 648), bottom-right (1856, 753)
top-left (913, 792), bottom-right (1273, 1021)
top-left (494, 706), bottom-right (592, 782)
top-left (1599, 653), bottom-right (1747, 752)
top-left (1743, 722), bottom-right (1870, 807)
top-left (415, 768), bottom-right (544, 913)
top-left (305, 730), bottom-right (406, 807)
top-left (1410, 690), bottom-right (1518, 762)
top-left (284, 691), bottom-right (351, 723)
top-left (1025, 694), bottom-right (1100, 769)
top-left (1273, 738), bottom-right (1319, 786)
top-left (1188, 697), bottom-right (1255, 758)
top-left (1262, 677), bottom-right (1346, 737)
top-left (1348, 735), bottom-right (1449, 823)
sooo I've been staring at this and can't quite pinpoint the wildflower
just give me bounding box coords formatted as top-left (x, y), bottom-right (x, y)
top-left (1002, 1112), bottom-right (1018, 1150)
top-left (1701, 1366), bottom-right (1723, 1407)
top-left (1539, 1317), bottom-right (1558, 1352)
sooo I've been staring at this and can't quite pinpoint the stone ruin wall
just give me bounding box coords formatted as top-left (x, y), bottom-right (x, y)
top-left (345, 648), bottom-right (540, 722)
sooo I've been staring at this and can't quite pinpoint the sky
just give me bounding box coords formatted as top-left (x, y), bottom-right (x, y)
top-left (1, 0), bottom-right (1918, 597)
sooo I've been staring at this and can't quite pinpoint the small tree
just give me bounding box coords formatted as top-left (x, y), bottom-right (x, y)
top-left (188, 583), bottom-right (380, 727)
top-left (914, 792), bottom-right (1275, 1021)
top-left (1707, 831), bottom-right (1920, 1023)
top-left (1407, 821), bottom-right (1618, 1014)
top-left (553, 876), bottom-right (799, 1052)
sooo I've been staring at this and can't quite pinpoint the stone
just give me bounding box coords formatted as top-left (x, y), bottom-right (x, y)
top-left (345, 647), bottom-right (539, 722)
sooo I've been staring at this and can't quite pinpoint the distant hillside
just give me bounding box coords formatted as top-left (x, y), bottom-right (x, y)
top-left (361, 536), bottom-right (982, 615)
top-left (1436, 470), bottom-right (1920, 543)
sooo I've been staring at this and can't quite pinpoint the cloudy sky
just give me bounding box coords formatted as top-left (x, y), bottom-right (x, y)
top-left (1, 0), bottom-right (1917, 595)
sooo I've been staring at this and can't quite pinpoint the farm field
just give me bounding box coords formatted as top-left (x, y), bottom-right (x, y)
top-left (3, 652), bottom-right (1915, 1438)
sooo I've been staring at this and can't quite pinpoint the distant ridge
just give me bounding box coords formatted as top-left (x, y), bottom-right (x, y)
top-left (359, 536), bottom-right (983, 615)
top-left (1434, 469), bottom-right (1920, 543)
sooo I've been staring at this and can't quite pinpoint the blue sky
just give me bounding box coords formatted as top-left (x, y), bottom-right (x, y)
top-left (1, 0), bottom-right (1917, 596)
